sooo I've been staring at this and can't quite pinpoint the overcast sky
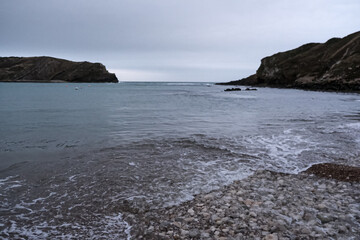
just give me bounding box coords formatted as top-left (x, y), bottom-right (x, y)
top-left (1, 0), bottom-right (359, 82)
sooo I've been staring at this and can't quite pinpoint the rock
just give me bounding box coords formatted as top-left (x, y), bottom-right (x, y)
top-left (180, 230), bottom-right (189, 236)
top-left (159, 221), bottom-right (171, 231)
top-left (317, 214), bottom-right (335, 224)
top-left (217, 31), bottom-right (360, 92)
top-left (173, 222), bottom-right (181, 228)
top-left (201, 232), bottom-right (210, 238)
top-left (184, 217), bottom-right (194, 223)
top-left (187, 208), bottom-right (195, 216)
top-left (188, 229), bottom-right (200, 238)
top-left (338, 225), bottom-right (348, 233)
top-left (305, 163), bottom-right (360, 182)
top-left (245, 88), bottom-right (257, 91)
top-left (249, 212), bottom-right (257, 218)
top-left (211, 214), bottom-right (220, 221)
top-left (0, 56), bottom-right (118, 83)
top-left (303, 211), bottom-right (315, 221)
top-left (300, 227), bottom-right (311, 235)
top-left (204, 193), bottom-right (214, 200)
top-left (224, 87), bottom-right (241, 92)
top-left (147, 226), bottom-right (154, 233)
top-left (263, 233), bottom-right (278, 240)
top-left (244, 199), bottom-right (254, 207)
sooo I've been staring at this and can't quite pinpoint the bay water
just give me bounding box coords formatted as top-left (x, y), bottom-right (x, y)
top-left (0, 82), bottom-right (359, 239)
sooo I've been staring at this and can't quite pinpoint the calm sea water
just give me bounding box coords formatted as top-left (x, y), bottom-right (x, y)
top-left (1, 82), bottom-right (360, 239)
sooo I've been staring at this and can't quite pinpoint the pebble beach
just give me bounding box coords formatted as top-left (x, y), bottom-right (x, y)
top-left (125, 164), bottom-right (360, 239)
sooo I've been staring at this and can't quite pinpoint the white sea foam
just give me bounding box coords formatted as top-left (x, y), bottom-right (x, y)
top-left (245, 129), bottom-right (320, 174)
top-left (345, 122), bottom-right (360, 130)
top-left (0, 175), bottom-right (18, 186)
top-left (1, 212), bottom-right (132, 240)
top-left (68, 175), bottom-right (76, 182)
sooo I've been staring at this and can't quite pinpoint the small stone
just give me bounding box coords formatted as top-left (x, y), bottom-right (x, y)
top-left (314, 226), bottom-right (324, 234)
top-left (317, 203), bottom-right (326, 209)
top-left (249, 212), bottom-right (257, 218)
top-left (275, 220), bottom-right (287, 232)
top-left (317, 214), bottom-right (334, 224)
top-left (263, 233), bottom-right (278, 240)
top-left (189, 229), bottom-right (200, 238)
top-left (181, 230), bottom-right (189, 236)
top-left (303, 212), bottom-right (315, 221)
top-left (204, 194), bottom-right (214, 200)
top-left (147, 226), bottom-right (154, 233)
top-left (244, 199), bottom-right (253, 207)
top-left (202, 212), bottom-right (210, 218)
top-left (236, 190), bottom-right (243, 195)
top-left (211, 214), bottom-right (220, 221)
top-left (201, 232), bottom-right (210, 238)
top-left (188, 208), bottom-right (195, 216)
top-left (159, 221), bottom-right (170, 231)
top-left (338, 225), bottom-right (347, 233)
top-left (263, 200), bottom-right (274, 207)
top-left (173, 222), bottom-right (181, 228)
top-left (230, 212), bottom-right (240, 218)
top-left (300, 227), bottom-right (311, 235)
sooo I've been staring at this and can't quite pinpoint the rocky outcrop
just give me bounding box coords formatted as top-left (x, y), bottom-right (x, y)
top-left (218, 31), bottom-right (360, 92)
top-left (224, 88), bottom-right (242, 92)
top-left (0, 56), bottom-right (118, 83)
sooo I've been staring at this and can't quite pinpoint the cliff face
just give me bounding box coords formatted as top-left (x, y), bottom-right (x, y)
top-left (0, 56), bottom-right (118, 83)
top-left (219, 31), bottom-right (360, 92)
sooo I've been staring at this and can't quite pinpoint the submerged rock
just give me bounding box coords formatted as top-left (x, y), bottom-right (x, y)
top-left (224, 87), bottom-right (242, 92)
top-left (0, 56), bottom-right (118, 83)
top-left (218, 31), bottom-right (360, 92)
top-left (245, 88), bottom-right (257, 91)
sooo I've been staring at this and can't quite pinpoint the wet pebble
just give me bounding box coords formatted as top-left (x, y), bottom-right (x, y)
top-left (127, 170), bottom-right (360, 239)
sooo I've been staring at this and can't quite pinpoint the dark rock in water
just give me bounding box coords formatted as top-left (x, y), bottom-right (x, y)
top-left (0, 56), bottom-right (118, 83)
top-left (224, 87), bottom-right (241, 92)
top-left (217, 31), bottom-right (360, 92)
top-left (245, 88), bottom-right (257, 91)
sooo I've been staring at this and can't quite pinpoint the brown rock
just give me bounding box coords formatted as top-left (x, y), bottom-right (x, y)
top-left (304, 163), bottom-right (360, 182)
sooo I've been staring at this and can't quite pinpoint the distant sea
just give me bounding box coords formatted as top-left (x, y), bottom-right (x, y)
top-left (1, 82), bottom-right (359, 239)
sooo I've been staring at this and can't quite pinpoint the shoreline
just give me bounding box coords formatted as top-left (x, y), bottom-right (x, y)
top-left (125, 164), bottom-right (360, 239)
top-left (216, 83), bottom-right (360, 94)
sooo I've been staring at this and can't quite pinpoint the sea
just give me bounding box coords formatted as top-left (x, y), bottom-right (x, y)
top-left (0, 82), bottom-right (359, 239)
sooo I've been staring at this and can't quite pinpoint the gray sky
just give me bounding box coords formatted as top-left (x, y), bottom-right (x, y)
top-left (1, 0), bottom-right (359, 82)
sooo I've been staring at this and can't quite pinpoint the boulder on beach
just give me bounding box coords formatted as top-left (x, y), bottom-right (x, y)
top-left (0, 56), bottom-right (118, 83)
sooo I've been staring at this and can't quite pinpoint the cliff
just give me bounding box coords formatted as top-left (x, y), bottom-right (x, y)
top-left (0, 56), bottom-right (118, 83)
top-left (218, 31), bottom-right (360, 92)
